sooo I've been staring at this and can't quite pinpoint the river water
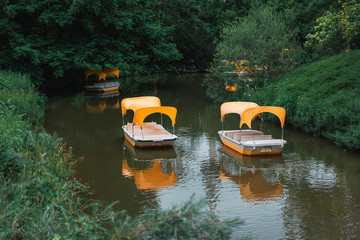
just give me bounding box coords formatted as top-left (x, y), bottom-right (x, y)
top-left (44, 74), bottom-right (360, 239)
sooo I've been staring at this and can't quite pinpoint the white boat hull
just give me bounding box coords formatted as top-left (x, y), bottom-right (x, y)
top-left (218, 130), bottom-right (286, 156)
top-left (84, 81), bottom-right (120, 92)
top-left (123, 122), bottom-right (177, 148)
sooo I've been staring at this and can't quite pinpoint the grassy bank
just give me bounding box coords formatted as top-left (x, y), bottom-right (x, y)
top-left (0, 70), bottom-right (239, 239)
top-left (246, 50), bottom-right (360, 151)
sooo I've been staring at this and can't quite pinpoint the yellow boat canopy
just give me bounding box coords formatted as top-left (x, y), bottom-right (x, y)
top-left (85, 70), bottom-right (106, 80)
top-left (133, 106), bottom-right (177, 128)
top-left (221, 102), bottom-right (259, 120)
top-left (240, 106), bottom-right (286, 129)
top-left (121, 96), bottom-right (161, 116)
top-left (85, 68), bottom-right (120, 80)
top-left (102, 68), bottom-right (119, 78)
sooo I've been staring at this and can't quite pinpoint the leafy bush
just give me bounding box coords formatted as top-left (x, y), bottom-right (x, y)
top-left (247, 50), bottom-right (360, 150)
top-left (0, 106), bottom-right (29, 180)
top-left (305, 0), bottom-right (360, 58)
top-left (0, 70), bottom-right (44, 123)
top-left (0, 70), bottom-right (44, 180)
top-left (215, 4), bottom-right (299, 74)
top-left (203, 4), bottom-right (302, 102)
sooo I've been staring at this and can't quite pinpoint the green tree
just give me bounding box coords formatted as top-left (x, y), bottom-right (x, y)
top-left (305, 0), bottom-right (360, 57)
top-left (149, 0), bottom-right (214, 70)
top-left (148, 0), bottom-right (254, 71)
top-left (203, 4), bottom-right (300, 102)
top-left (0, 0), bottom-right (180, 88)
top-left (216, 5), bottom-right (298, 74)
top-left (266, 0), bottom-right (337, 42)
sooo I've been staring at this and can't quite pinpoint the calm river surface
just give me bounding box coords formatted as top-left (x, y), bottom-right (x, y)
top-left (44, 74), bottom-right (360, 239)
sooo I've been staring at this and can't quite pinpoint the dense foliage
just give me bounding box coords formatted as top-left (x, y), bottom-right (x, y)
top-left (2, 0), bottom-right (350, 88)
top-left (203, 4), bottom-right (301, 103)
top-left (305, 0), bottom-right (360, 58)
top-left (246, 50), bottom-right (360, 151)
top-left (149, 0), bottom-right (213, 70)
top-left (0, 70), bottom-right (240, 239)
top-left (148, 0), bottom-right (254, 71)
top-left (0, 0), bottom-right (181, 87)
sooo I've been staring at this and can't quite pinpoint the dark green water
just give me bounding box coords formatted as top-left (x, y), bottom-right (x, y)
top-left (44, 74), bottom-right (360, 239)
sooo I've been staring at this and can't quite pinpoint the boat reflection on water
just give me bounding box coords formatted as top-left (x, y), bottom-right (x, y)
top-left (85, 91), bottom-right (120, 114)
top-left (122, 140), bottom-right (177, 191)
top-left (219, 145), bottom-right (284, 202)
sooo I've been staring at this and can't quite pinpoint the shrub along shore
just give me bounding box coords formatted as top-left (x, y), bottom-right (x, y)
top-left (0, 70), bottom-right (239, 239)
top-left (245, 50), bottom-right (360, 151)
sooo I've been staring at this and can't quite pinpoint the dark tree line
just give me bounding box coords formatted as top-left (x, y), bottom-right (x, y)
top-left (0, 0), bottom-right (349, 88)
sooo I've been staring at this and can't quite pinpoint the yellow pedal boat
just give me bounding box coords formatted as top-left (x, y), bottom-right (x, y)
top-left (218, 102), bottom-right (286, 155)
top-left (121, 96), bottom-right (177, 148)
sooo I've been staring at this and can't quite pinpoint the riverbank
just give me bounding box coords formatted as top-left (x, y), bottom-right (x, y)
top-left (0, 70), bottom-right (238, 238)
top-left (246, 50), bottom-right (360, 151)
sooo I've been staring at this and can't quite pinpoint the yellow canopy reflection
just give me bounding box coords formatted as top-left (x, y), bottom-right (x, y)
top-left (86, 100), bottom-right (120, 114)
top-left (220, 167), bottom-right (282, 202)
top-left (122, 139), bottom-right (177, 191)
top-left (219, 145), bottom-right (283, 202)
top-left (122, 160), bottom-right (177, 190)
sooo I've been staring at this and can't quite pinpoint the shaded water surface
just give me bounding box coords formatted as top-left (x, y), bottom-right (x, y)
top-left (44, 74), bottom-right (360, 239)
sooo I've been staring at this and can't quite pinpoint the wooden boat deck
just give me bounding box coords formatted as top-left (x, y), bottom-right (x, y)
top-left (124, 122), bottom-right (174, 141)
top-left (218, 129), bottom-right (286, 155)
top-left (222, 130), bottom-right (285, 146)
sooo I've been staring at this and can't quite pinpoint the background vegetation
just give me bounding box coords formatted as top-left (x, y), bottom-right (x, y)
top-left (246, 50), bottom-right (360, 151)
top-left (2, 0), bottom-right (343, 89)
top-left (201, 0), bottom-right (360, 151)
top-left (0, 0), bottom-right (181, 88)
top-left (203, 4), bottom-right (301, 103)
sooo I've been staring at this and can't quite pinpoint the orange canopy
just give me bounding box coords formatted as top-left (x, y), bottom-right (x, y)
top-left (121, 96), bottom-right (161, 116)
top-left (133, 106), bottom-right (177, 128)
top-left (221, 102), bottom-right (259, 120)
top-left (240, 106), bottom-right (286, 129)
top-left (85, 68), bottom-right (120, 80)
top-left (102, 68), bottom-right (119, 78)
top-left (85, 70), bottom-right (106, 80)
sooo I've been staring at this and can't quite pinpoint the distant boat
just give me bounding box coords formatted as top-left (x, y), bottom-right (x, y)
top-left (121, 96), bottom-right (177, 148)
top-left (218, 102), bottom-right (287, 155)
top-left (84, 68), bottom-right (120, 92)
top-left (84, 81), bottom-right (120, 92)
